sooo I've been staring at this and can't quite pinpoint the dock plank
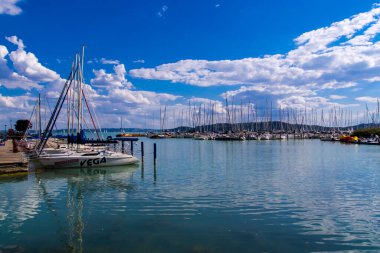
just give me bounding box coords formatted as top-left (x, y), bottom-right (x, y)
top-left (0, 140), bottom-right (28, 174)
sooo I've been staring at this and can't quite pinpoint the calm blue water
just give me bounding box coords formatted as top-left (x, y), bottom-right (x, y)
top-left (1, 138), bottom-right (380, 252)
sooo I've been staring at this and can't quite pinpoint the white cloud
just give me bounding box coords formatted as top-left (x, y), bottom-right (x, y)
top-left (292, 6), bottom-right (380, 54)
top-left (0, 36), bottom-right (187, 128)
top-left (0, 93), bottom-right (31, 108)
top-left (91, 64), bottom-right (133, 89)
top-left (0, 73), bottom-right (42, 90)
top-left (130, 4), bottom-right (380, 109)
top-left (5, 35), bottom-right (24, 49)
top-left (157, 5), bottom-right (168, 18)
top-left (108, 88), bottom-right (180, 105)
top-left (330, 95), bottom-right (347, 100)
top-left (355, 96), bottom-right (380, 103)
top-left (0, 45), bottom-right (8, 58)
top-left (320, 81), bottom-right (356, 90)
top-left (0, 36), bottom-right (184, 128)
top-left (7, 6), bottom-right (380, 129)
top-left (0, 43), bottom-right (42, 90)
top-left (0, 93), bottom-right (34, 127)
top-left (221, 84), bottom-right (315, 98)
top-left (277, 95), bottom-right (358, 110)
top-left (100, 58), bottom-right (120, 65)
top-left (0, 0), bottom-right (22, 15)
top-left (5, 36), bottom-right (60, 83)
top-left (90, 63), bottom-right (180, 106)
top-left (188, 97), bottom-right (226, 114)
top-left (0, 45), bottom-right (10, 77)
top-left (364, 76), bottom-right (380, 82)
top-left (9, 49), bottom-right (60, 83)
top-left (347, 19), bottom-right (380, 46)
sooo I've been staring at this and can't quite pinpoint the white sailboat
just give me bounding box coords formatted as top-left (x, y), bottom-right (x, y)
top-left (32, 47), bottom-right (139, 169)
top-left (35, 150), bottom-right (138, 169)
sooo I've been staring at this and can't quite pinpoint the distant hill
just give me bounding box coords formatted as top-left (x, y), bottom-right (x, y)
top-left (169, 122), bottom-right (380, 133)
top-left (49, 122), bottom-right (380, 135)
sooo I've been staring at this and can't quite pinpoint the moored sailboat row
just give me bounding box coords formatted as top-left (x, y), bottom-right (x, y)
top-left (28, 47), bottom-right (139, 169)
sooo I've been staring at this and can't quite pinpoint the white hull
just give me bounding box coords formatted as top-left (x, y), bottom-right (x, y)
top-left (34, 151), bottom-right (139, 169)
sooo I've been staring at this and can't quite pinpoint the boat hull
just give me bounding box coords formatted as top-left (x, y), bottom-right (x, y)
top-left (34, 154), bottom-right (139, 169)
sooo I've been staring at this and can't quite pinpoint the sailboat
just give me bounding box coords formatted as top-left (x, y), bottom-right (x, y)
top-left (116, 116), bottom-right (143, 137)
top-left (116, 116), bottom-right (131, 137)
top-left (35, 149), bottom-right (138, 169)
top-left (31, 47), bottom-right (139, 169)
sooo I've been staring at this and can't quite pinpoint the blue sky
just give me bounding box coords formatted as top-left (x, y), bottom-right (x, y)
top-left (1, 0), bottom-right (380, 128)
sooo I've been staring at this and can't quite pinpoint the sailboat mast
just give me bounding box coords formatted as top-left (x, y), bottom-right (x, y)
top-left (80, 46), bottom-right (85, 133)
top-left (75, 54), bottom-right (80, 138)
top-left (38, 93), bottom-right (42, 138)
top-left (76, 47), bottom-right (85, 145)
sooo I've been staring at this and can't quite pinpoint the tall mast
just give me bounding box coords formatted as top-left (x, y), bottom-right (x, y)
top-left (80, 46), bottom-right (85, 132)
top-left (76, 47), bottom-right (85, 145)
top-left (76, 54), bottom-right (80, 138)
top-left (38, 93), bottom-right (42, 138)
top-left (159, 107), bottom-right (162, 132)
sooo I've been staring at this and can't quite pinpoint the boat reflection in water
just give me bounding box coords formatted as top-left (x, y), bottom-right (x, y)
top-left (38, 165), bottom-right (138, 253)
top-left (0, 165), bottom-right (138, 253)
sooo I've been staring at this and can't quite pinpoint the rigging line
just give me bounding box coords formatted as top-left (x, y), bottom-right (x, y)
top-left (45, 98), bottom-right (59, 132)
top-left (36, 63), bottom-right (78, 154)
top-left (89, 96), bottom-right (104, 140)
top-left (82, 89), bottom-right (101, 140)
top-left (82, 84), bottom-right (104, 139)
top-left (23, 102), bottom-right (37, 140)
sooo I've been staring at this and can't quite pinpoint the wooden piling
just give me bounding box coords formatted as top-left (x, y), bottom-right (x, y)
top-left (12, 139), bottom-right (18, 153)
top-left (141, 141), bottom-right (144, 162)
top-left (153, 143), bottom-right (157, 167)
top-left (130, 141), bottom-right (134, 155)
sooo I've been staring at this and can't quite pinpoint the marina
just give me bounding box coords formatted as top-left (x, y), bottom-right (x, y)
top-left (1, 138), bottom-right (380, 252)
top-left (2, 54), bottom-right (380, 252)
top-left (2, 1), bottom-right (380, 252)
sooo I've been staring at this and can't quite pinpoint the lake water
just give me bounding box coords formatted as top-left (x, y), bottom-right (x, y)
top-left (1, 138), bottom-right (380, 252)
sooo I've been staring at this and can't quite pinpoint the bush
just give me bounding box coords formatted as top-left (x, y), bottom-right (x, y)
top-left (352, 128), bottom-right (380, 138)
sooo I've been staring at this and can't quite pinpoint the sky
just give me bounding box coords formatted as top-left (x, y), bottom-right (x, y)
top-left (1, 0), bottom-right (380, 129)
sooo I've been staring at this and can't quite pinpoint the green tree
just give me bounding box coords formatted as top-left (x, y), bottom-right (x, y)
top-left (352, 127), bottom-right (380, 138)
top-left (14, 119), bottom-right (32, 133)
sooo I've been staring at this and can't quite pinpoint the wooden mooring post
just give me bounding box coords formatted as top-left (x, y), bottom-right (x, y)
top-left (153, 143), bottom-right (157, 167)
top-left (153, 143), bottom-right (157, 181)
top-left (141, 141), bottom-right (144, 163)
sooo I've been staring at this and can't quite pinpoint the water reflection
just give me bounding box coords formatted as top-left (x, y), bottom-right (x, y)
top-left (2, 140), bottom-right (380, 252)
top-left (0, 165), bottom-right (138, 253)
top-left (44, 165), bottom-right (138, 253)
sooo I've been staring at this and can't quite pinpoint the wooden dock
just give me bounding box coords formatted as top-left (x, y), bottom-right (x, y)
top-left (0, 140), bottom-right (28, 175)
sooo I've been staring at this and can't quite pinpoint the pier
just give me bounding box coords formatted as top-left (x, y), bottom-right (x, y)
top-left (0, 140), bottom-right (28, 175)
